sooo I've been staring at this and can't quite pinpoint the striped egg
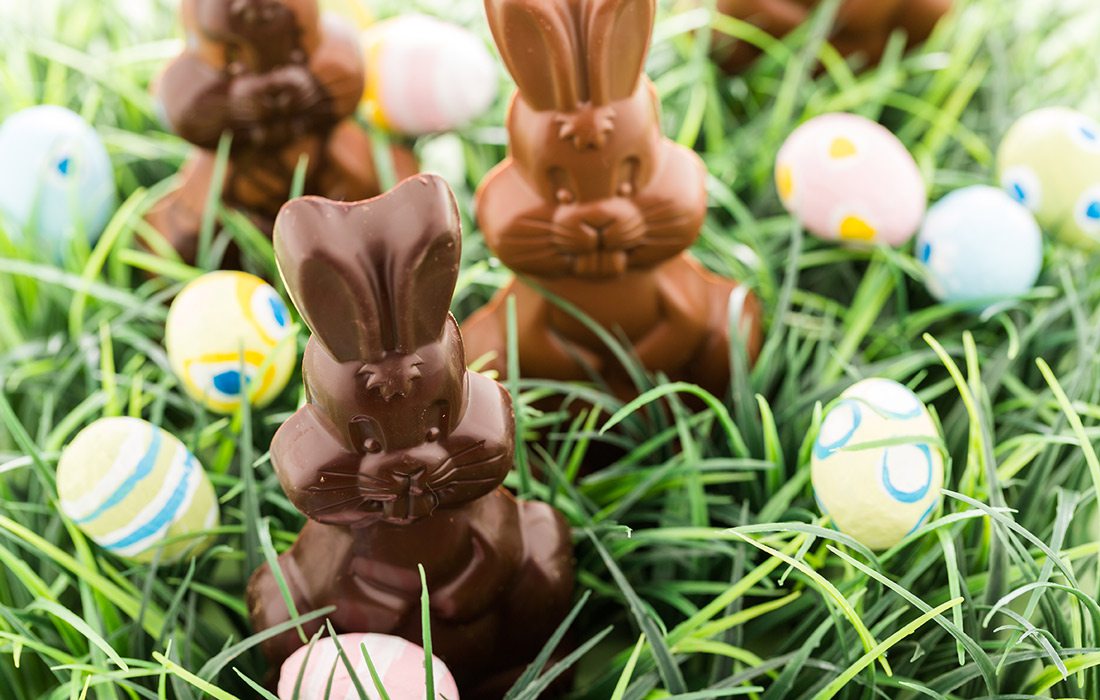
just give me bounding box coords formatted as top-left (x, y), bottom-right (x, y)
top-left (166, 271), bottom-right (297, 414)
top-left (361, 15), bottom-right (498, 136)
top-left (58, 417), bottom-right (219, 563)
top-left (776, 113), bottom-right (927, 247)
top-left (811, 379), bottom-right (944, 551)
top-left (998, 107), bottom-right (1100, 249)
top-left (278, 633), bottom-right (460, 700)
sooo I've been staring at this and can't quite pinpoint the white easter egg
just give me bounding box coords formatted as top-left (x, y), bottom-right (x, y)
top-left (362, 15), bottom-right (498, 135)
top-left (166, 271), bottom-right (297, 414)
top-left (279, 633), bottom-right (460, 700)
top-left (776, 113), bottom-right (927, 247)
top-left (0, 105), bottom-right (117, 249)
top-left (916, 185), bottom-right (1043, 307)
top-left (57, 417), bottom-right (219, 563)
top-left (811, 378), bottom-right (944, 551)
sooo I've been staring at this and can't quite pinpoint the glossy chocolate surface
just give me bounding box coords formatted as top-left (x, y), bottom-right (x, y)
top-left (247, 175), bottom-right (574, 698)
top-left (146, 0), bottom-right (416, 263)
top-left (462, 0), bottom-right (762, 399)
top-left (714, 0), bottom-right (952, 73)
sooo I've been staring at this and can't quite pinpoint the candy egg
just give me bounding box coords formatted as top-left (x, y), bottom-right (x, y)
top-left (58, 417), bottom-right (219, 563)
top-left (278, 633), bottom-right (460, 700)
top-left (776, 113), bottom-right (927, 246)
top-left (997, 107), bottom-right (1100, 248)
top-left (166, 271), bottom-right (297, 414)
top-left (811, 378), bottom-right (944, 551)
top-left (916, 185), bottom-right (1042, 306)
top-left (362, 15), bottom-right (498, 135)
top-left (0, 105), bottom-right (117, 249)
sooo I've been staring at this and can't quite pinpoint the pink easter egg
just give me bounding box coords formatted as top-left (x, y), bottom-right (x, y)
top-left (775, 113), bottom-right (927, 247)
top-left (278, 633), bottom-right (461, 700)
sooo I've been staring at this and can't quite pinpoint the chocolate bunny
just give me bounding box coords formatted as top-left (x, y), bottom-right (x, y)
top-left (461, 0), bottom-right (762, 400)
top-left (247, 175), bottom-right (575, 698)
top-left (713, 0), bottom-right (952, 74)
top-left (146, 0), bottom-right (417, 263)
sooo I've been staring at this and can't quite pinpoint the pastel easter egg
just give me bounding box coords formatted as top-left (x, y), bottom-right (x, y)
top-left (166, 271), bottom-right (296, 414)
top-left (0, 105), bottom-right (117, 249)
top-left (278, 633), bottom-right (460, 700)
top-left (811, 378), bottom-right (944, 551)
top-left (997, 107), bottom-right (1100, 248)
top-left (916, 185), bottom-right (1042, 307)
top-left (362, 15), bottom-right (498, 135)
top-left (58, 417), bottom-right (219, 563)
top-left (776, 113), bottom-right (927, 246)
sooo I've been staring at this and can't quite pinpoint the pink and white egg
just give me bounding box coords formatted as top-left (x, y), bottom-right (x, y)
top-left (776, 113), bottom-right (927, 247)
top-left (279, 633), bottom-right (460, 700)
top-left (361, 15), bottom-right (498, 136)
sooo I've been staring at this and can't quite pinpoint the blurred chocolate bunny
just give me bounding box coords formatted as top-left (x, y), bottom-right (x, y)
top-left (147, 0), bottom-right (416, 263)
top-left (247, 175), bottom-right (574, 698)
top-left (462, 0), bottom-right (762, 399)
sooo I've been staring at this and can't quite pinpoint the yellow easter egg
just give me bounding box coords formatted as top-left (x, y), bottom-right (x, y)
top-left (166, 271), bottom-right (297, 414)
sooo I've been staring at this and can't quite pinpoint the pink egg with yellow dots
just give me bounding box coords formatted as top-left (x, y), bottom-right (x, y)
top-left (278, 633), bottom-right (460, 700)
top-left (776, 113), bottom-right (927, 247)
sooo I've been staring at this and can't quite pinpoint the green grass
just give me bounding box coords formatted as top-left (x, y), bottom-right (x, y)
top-left (2, 0), bottom-right (1100, 697)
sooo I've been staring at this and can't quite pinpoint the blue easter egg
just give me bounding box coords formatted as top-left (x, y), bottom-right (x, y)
top-left (916, 185), bottom-right (1042, 307)
top-left (0, 105), bottom-right (117, 249)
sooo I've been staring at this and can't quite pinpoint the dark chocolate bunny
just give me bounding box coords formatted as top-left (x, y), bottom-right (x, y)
top-left (146, 0), bottom-right (417, 264)
top-left (247, 175), bottom-right (574, 698)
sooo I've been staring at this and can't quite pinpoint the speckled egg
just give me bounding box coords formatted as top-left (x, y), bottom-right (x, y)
top-left (362, 15), bottom-right (498, 135)
top-left (998, 107), bottom-right (1100, 248)
top-left (166, 271), bottom-right (297, 414)
top-left (916, 185), bottom-right (1042, 306)
top-left (0, 105), bottom-right (117, 249)
top-left (279, 633), bottom-right (460, 700)
top-left (58, 417), bottom-right (219, 563)
top-left (776, 113), bottom-right (927, 246)
top-left (811, 378), bottom-right (944, 551)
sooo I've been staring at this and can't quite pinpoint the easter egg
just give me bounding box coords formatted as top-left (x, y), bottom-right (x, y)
top-left (166, 271), bottom-right (297, 414)
top-left (997, 107), bottom-right (1100, 248)
top-left (916, 185), bottom-right (1042, 306)
top-left (362, 15), bottom-right (498, 135)
top-left (58, 417), bottom-right (219, 563)
top-left (278, 633), bottom-right (460, 700)
top-left (811, 378), bottom-right (944, 551)
top-left (0, 105), bottom-right (117, 249)
top-left (776, 113), bottom-right (927, 246)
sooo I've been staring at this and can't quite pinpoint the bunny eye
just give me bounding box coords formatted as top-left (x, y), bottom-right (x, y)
top-left (364, 439), bottom-right (383, 454)
top-left (617, 182), bottom-right (634, 197)
top-left (555, 188), bottom-right (575, 205)
top-left (425, 427), bottom-right (441, 443)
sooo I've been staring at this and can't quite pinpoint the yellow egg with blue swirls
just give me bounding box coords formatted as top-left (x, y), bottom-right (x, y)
top-left (811, 378), bottom-right (944, 551)
top-left (166, 271), bottom-right (297, 414)
top-left (58, 417), bottom-right (219, 563)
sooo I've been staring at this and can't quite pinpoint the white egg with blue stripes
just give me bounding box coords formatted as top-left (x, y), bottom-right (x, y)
top-left (58, 417), bottom-right (219, 563)
top-left (811, 378), bottom-right (944, 551)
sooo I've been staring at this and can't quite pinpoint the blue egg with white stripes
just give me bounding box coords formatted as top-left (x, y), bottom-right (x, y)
top-left (811, 378), bottom-right (944, 550)
top-left (57, 417), bottom-right (219, 564)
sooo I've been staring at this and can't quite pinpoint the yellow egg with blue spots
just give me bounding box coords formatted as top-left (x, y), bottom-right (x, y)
top-left (58, 417), bottom-right (219, 563)
top-left (811, 378), bottom-right (944, 551)
top-left (166, 271), bottom-right (297, 414)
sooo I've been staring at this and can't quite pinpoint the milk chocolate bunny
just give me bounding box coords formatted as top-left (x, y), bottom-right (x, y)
top-left (247, 175), bottom-right (574, 698)
top-left (146, 0), bottom-right (417, 263)
top-left (461, 0), bottom-right (762, 399)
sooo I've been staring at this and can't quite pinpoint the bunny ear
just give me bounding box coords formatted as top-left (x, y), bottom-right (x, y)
top-left (485, 0), bottom-right (582, 111)
top-left (583, 0), bottom-right (655, 105)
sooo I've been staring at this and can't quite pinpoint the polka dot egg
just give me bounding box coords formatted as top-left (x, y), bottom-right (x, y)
top-left (362, 15), bottom-right (498, 136)
top-left (0, 105), bottom-right (117, 249)
top-left (166, 271), bottom-right (297, 414)
top-left (279, 633), bottom-right (460, 700)
top-left (58, 417), bottom-right (219, 563)
top-left (811, 378), bottom-right (944, 551)
top-left (998, 107), bottom-right (1100, 248)
top-left (776, 113), bottom-right (927, 246)
top-left (916, 185), bottom-right (1042, 307)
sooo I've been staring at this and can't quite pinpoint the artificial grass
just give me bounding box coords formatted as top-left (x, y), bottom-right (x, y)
top-left (1, 0), bottom-right (1100, 697)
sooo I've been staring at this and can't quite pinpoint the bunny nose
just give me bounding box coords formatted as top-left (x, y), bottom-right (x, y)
top-left (580, 219), bottom-right (614, 249)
